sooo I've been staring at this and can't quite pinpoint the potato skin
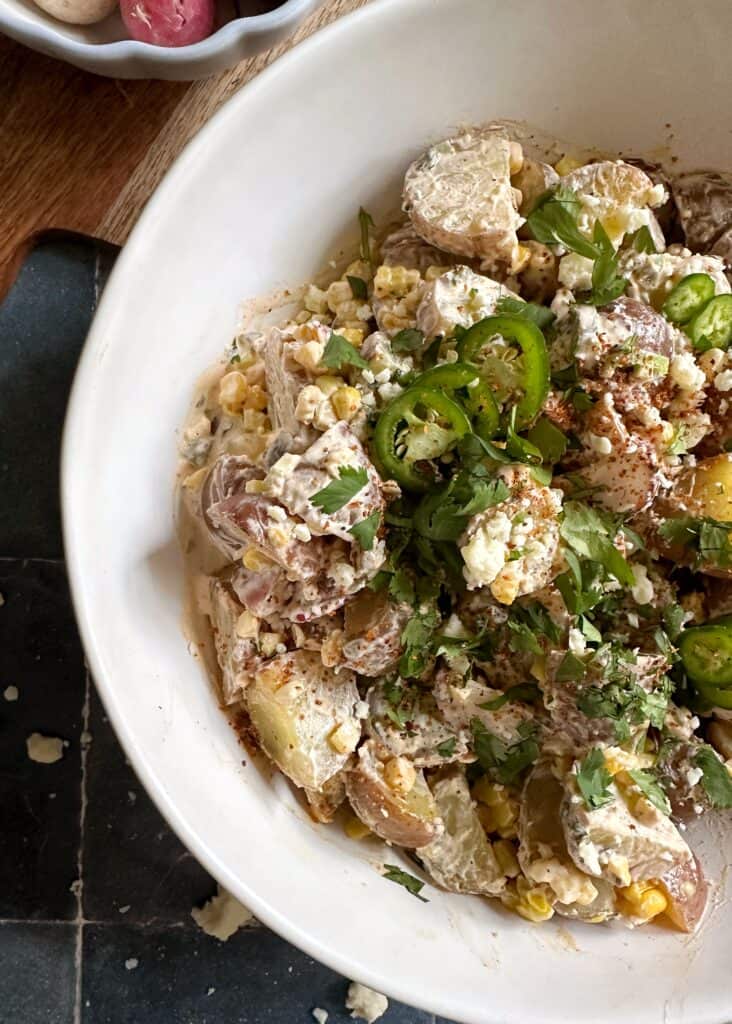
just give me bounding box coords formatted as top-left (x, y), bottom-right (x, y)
top-left (659, 855), bottom-right (708, 933)
top-left (345, 740), bottom-right (439, 848)
top-left (121, 0), bottom-right (214, 46)
top-left (33, 0), bottom-right (116, 24)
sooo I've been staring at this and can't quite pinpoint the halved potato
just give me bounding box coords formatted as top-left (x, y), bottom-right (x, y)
top-left (419, 766), bottom-right (505, 895)
top-left (345, 740), bottom-right (439, 848)
top-left (519, 760), bottom-right (615, 921)
top-left (367, 680), bottom-right (469, 768)
top-left (305, 768), bottom-right (349, 824)
top-left (659, 854), bottom-right (708, 932)
top-left (246, 651), bottom-right (361, 791)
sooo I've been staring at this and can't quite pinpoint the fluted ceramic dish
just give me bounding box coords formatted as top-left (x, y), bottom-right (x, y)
top-left (0, 0), bottom-right (321, 79)
top-left (62, 0), bottom-right (732, 1019)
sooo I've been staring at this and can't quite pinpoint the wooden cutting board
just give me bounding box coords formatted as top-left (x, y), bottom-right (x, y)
top-left (0, 0), bottom-right (368, 300)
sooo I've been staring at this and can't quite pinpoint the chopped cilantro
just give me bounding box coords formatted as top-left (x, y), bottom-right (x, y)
top-left (479, 683), bottom-right (541, 711)
top-left (311, 465), bottom-right (368, 514)
top-left (321, 331), bottom-right (368, 371)
top-left (694, 745), bottom-right (732, 809)
top-left (577, 748), bottom-right (614, 810)
top-left (399, 605), bottom-right (440, 678)
top-left (436, 737), bottom-right (457, 759)
top-left (414, 470), bottom-right (509, 543)
top-left (383, 864), bottom-right (428, 902)
top-left (585, 220), bottom-right (627, 306)
top-left (663, 604), bottom-right (686, 641)
top-left (389, 568), bottom-right (416, 605)
top-left (628, 225), bottom-right (657, 254)
top-left (627, 768), bottom-right (672, 816)
top-left (349, 511), bottom-right (381, 550)
top-left (358, 206), bottom-right (375, 269)
top-left (470, 718), bottom-right (539, 785)
top-left (560, 501), bottom-right (634, 586)
top-left (658, 516), bottom-right (732, 570)
top-left (526, 416), bottom-right (568, 464)
top-left (494, 295), bottom-right (555, 331)
top-left (391, 328), bottom-right (424, 354)
top-left (347, 275), bottom-right (368, 300)
top-left (526, 187), bottom-right (599, 260)
top-left (556, 651), bottom-right (587, 682)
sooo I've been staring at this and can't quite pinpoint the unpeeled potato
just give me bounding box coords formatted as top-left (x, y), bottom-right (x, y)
top-left (121, 0), bottom-right (215, 46)
top-left (32, 0), bottom-right (116, 25)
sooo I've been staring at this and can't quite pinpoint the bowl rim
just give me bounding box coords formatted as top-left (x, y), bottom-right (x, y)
top-left (0, 0), bottom-right (318, 64)
top-left (60, 0), bottom-right (447, 1016)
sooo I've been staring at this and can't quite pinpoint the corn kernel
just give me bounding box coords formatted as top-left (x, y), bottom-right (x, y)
top-left (244, 384), bottom-right (268, 411)
top-left (316, 375), bottom-right (343, 397)
top-left (242, 547), bottom-right (275, 572)
top-left (320, 630), bottom-right (344, 668)
top-left (338, 327), bottom-right (365, 348)
top-left (502, 877), bottom-right (555, 923)
top-left (383, 756), bottom-right (416, 795)
top-left (344, 814), bottom-right (371, 840)
top-left (508, 141), bottom-right (524, 176)
top-left (219, 371), bottom-right (248, 414)
top-left (373, 264), bottom-right (421, 299)
top-left (331, 386), bottom-right (362, 422)
top-left (329, 720), bottom-right (361, 754)
top-left (303, 284), bottom-right (329, 316)
top-left (293, 340), bottom-right (326, 375)
top-left (241, 409), bottom-right (268, 432)
top-left (258, 632), bottom-right (284, 658)
top-left (345, 259), bottom-right (371, 282)
top-left (618, 881), bottom-right (668, 922)
top-left (492, 798), bottom-right (518, 832)
top-left (554, 154), bottom-right (585, 176)
top-left (267, 525), bottom-right (290, 549)
top-left (530, 654), bottom-right (547, 682)
top-left (513, 244), bottom-right (532, 273)
top-left (181, 467), bottom-right (207, 491)
top-left (424, 265), bottom-right (447, 282)
top-left (245, 479), bottom-right (268, 494)
top-left (473, 778), bottom-right (506, 807)
top-left (235, 610), bottom-right (260, 639)
top-left (494, 839), bottom-right (521, 878)
top-left (475, 804), bottom-right (496, 833)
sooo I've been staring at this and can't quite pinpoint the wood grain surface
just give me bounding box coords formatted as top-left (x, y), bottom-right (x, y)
top-left (0, 0), bottom-right (368, 299)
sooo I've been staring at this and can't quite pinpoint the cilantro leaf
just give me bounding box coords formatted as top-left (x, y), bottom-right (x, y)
top-left (628, 225), bottom-right (657, 254)
top-left (526, 187), bottom-right (599, 260)
top-left (358, 206), bottom-right (375, 269)
top-left (349, 511), bottom-right (381, 550)
top-left (414, 473), bottom-right (509, 543)
top-left (526, 416), bottom-right (568, 464)
top-left (311, 465), bottom-right (368, 514)
top-left (577, 748), bottom-right (614, 810)
top-left (436, 737), bottom-right (457, 759)
top-left (627, 768), bottom-right (672, 816)
top-left (347, 275), bottom-right (368, 300)
top-left (506, 419), bottom-right (543, 465)
top-left (399, 605), bottom-right (440, 678)
top-left (321, 331), bottom-right (368, 371)
top-left (383, 864), bottom-right (428, 902)
top-left (560, 501), bottom-right (634, 586)
top-left (391, 328), bottom-right (424, 354)
top-left (494, 295), bottom-right (555, 331)
top-left (586, 220), bottom-right (627, 306)
top-left (694, 745), bottom-right (732, 809)
top-left (470, 718), bottom-right (539, 785)
top-left (663, 603), bottom-right (686, 641)
top-left (479, 683), bottom-right (541, 711)
top-left (659, 516), bottom-right (732, 570)
top-left (389, 568), bottom-right (416, 605)
top-left (557, 651), bottom-right (587, 681)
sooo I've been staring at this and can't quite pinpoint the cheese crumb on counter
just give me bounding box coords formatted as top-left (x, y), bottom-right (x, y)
top-left (191, 885), bottom-right (255, 940)
top-left (26, 733), bottom-right (64, 764)
top-left (124, 958), bottom-right (139, 971)
top-left (345, 982), bottom-right (389, 1023)
top-left (4, 685), bottom-right (18, 701)
top-left (312, 1009), bottom-right (329, 1024)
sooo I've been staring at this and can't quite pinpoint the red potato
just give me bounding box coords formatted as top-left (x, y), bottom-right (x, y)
top-left (121, 0), bottom-right (214, 46)
top-left (659, 855), bottom-right (708, 933)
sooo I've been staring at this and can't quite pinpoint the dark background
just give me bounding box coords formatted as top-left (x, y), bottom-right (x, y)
top-left (0, 236), bottom-right (455, 1024)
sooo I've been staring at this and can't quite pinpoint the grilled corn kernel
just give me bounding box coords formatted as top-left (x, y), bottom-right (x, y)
top-left (244, 384), bottom-right (268, 411)
top-left (383, 756), bottom-right (416, 795)
top-left (332, 386), bottom-right (362, 422)
top-left (259, 632), bottom-right (284, 658)
top-left (554, 154), bottom-right (585, 175)
top-left (618, 882), bottom-right (668, 922)
top-left (320, 630), bottom-right (344, 669)
top-left (181, 467), bottom-right (207, 491)
top-left (241, 409), bottom-right (269, 433)
top-left (502, 878), bottom-right (555, 923)
top-left (235, 610), bottom-right (260, 640)
top-left (316, 375), bottom-right (343, 397)
top-left (508, 141), bottom-right (524, 176)
top-left (492, 797), bottom-right (518, 832)
top-left (293, 340), bottom-right (326, 374)
top-left (373, 264), bottom-right (422, 300)
top-left (473, 778), bottom-right (507, 807)
top-left (242, 547), bottom-right (275, 572)
top-left (475, 804), bottom-right (496, 833)
top-left (345, 259), bottom-right (372, 282)
top-left (329, 720), bottom-right (361, 755)
top-left (338, 327), bottom-right (366, 348)
top-left (494, 839), bottom-right (521, 878)
top-left (424, 264), bottom-right (447, 282)
top-left (513, 244), bottom-right (532, 273)
top-left (303, 284), bottom-right (329, 316)
top-left (219, 371), bottom-right (248, 414)
top-left (344, 814), bottom-right (371, 840)
top-left (245, 479), bottom-right (268, 494)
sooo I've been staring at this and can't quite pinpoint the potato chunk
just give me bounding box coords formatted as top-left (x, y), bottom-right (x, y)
top-left (246, 651), bottom-right (360, 790)
top-left (403, 129), bottom-right (523, 272)
top-left (419, 767), bottom-right (505, 895)
top-left (345, 740), bottom-right (439, 848)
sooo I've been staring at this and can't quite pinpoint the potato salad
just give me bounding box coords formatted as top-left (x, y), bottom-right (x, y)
top-left (178, 123), bottom-right (732, 932)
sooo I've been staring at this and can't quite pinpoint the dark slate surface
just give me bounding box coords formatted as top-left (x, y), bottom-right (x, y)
top-left (0, 237), bottom-right (452, 1024)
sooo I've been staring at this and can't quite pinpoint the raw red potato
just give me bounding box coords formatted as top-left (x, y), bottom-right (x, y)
top-left (32, 0), bottom-right (116, 24)
top-left (121, 0), bottom-right (214, 45)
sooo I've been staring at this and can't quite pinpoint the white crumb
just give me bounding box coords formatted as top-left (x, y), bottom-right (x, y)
top-left (80, 731), bottom-right (92, 746)
top-left (345, 982), bottom-right (389, 1023)
top-left (207, 987), bottom-right (216, 997)
top-left (191, 885), bottom-right (254, 940)
top-left (69, 880), bottom-right (82, 896)
top-left (128, 791), bottom-right (137, 804)
top-left (3, 686), bottom-right (18, 701)
top-left (124, 958), bottom-right (138, 971)
top-left (118, 905), bottom-right (130, 914)
top-left (312, 1008), bottom-right (329, 1024)
top-left (26, 733), bottom-right (64, 764)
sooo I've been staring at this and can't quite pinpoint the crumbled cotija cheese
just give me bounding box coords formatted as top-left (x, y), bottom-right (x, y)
top-left (345, 982), bottom-right (389, 1023)
top-left (26, 733), bottom-right (64, 764)
top-left (191, 885), bottom-right (255, 940)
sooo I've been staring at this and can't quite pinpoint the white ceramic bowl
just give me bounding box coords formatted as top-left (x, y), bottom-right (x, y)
top-left (0, 0), bottom-right (321, 79)
top-left (63, 0), bottom-right (732, 1020)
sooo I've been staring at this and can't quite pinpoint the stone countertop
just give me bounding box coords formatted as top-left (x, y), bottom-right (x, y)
top-left (0, 236), bottom-right (454, 1024)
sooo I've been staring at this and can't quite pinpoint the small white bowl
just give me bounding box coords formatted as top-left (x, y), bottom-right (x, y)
top-left (0, 0), bottom-right (322, 79)
top-left (63, 0), bottom-right (732, 1020)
